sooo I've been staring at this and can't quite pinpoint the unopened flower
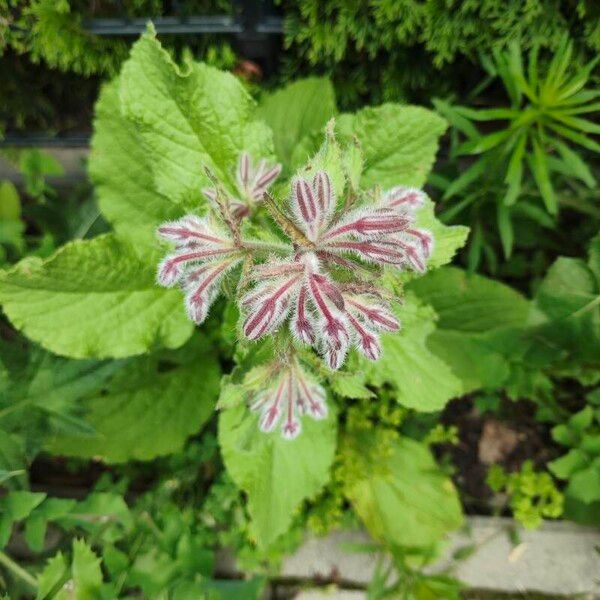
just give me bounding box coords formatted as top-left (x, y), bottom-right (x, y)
top-left (241, 172), bottom-right (432, 369)
top-left (156, 214), bottom-right (243, 324)
top-left (250, 359), bottom-right (328, 439)
top-left (203, 152), bottom-right (281, 218)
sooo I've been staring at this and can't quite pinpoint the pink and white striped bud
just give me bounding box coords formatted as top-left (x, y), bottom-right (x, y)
top-left (156, 212), bottom-right (242, 323)
top-left (292, 177), bottom-right (318, 227)
top-left (344, 295), bottom-right (400, 332)
top-left (326, 240), bottom-right (407, 266)
top-left (157, 215), bottom-right (228, 248)
top-left (183, 258), bottom-right (241, 325)
top-left (313, 171), bottom-right (335, 226)
top-left (157, 246), bottom-right (236, 287)
top-left (347, 312), bottom-right (381, 361)
top-left (291, 287), bottom-right (316, 345)
top-left (295, 367), bottom-right (328, 420)
top-left (324, 209), bottom-right (411, 240)
top-left (236, 152), bottom-right (282, 203)
top-left (249, 361), bottom-right (328, 439)
top-left (242, 275), bottom-right (302, 340)
top-left (382, 186), bottom-right (426, 209)
top-left (406, 228), bottom-right (434, 259)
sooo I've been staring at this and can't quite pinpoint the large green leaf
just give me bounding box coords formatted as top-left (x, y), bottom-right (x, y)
top-left (335, 104), bottom-right (447, 189)
top-left (48, 336), bottom-right (220, 462)
top-left (89, 79), bottom-right (179, 247)
top-left (0, 351), bottom-right (122, 440)
top-left (120, 26), bottom-right (274, 205)
top-left (343, 431), bottom-right (463, 548)
top-left (409, 267), bottom-right (530, 332)
top-left (533, 253), bottom-right (600, 366)
top-left (257, 77), bottom-right (337, 168)
top-left (365, 294), bottom-right (461, 411)
top-left (408, 267), bottom-right (531, 393)
top-left (219, 402), bottom-right (337, 548)
top-left (0, 234), bottom-right (193, 359)
top-left (416, 199), bottom-right (469, 269)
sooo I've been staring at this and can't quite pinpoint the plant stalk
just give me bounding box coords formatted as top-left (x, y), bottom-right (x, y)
top-left (0, 550), bottom-right (38, 591)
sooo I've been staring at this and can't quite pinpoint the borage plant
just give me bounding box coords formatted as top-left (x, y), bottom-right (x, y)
top-left (0, 26), bottom-right (468, 554)
top-left (157, 148), bottom-right (432, 437)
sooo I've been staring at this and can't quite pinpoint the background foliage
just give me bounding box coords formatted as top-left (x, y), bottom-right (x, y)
top-left (0, 1), bottom-right (598, 598)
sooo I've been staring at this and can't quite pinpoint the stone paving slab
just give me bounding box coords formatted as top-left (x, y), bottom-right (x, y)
top-left (277, 517), bottom-right (600, 597)
top-left (293, 590), bottom-right (364, 600)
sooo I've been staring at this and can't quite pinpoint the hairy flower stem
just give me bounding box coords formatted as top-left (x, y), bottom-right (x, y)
top-left (263, 192), bottom-right (315, 248)
top-left (240, 240), bottom-right (291, 254)
top-left (204, 167), bottom-right (242, 245)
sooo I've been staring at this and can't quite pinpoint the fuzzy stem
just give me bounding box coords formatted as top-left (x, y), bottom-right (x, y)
top-left (241, 240), bottom-right (291, 253)
top-left (262, 192), bottom-right (315, 248)
top-left (204, 167), bottom-right (242, 246)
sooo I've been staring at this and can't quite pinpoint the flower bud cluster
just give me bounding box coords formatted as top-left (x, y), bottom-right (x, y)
top-left (156, 151), bottom-right (433, 437)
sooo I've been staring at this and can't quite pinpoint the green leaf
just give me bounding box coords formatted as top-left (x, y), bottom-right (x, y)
top-left (38, 541), bottom-right (104, 600)
top-left (36, 553), bottom-right (68, 600)
top-left (549, 449), bottom-right (589, 480)
top-left (0, 491), bottom-right (46, 548)
top-left (174, 578), bottom-right (266, 600)
top-left (529, 138), bottom-right (557, 214)
top-left (442, 157), bottom-right (488, 200)
top-left (3, 351), bottom-right (122, 431)
top-left (295, 125), bottom-right (348, 199)
top-left (497, 203), bottom-right (514, 259)
top-left (56, 492), bottom-right (132, 539)
top-left (25, 498), bottom-right (77, 552)
top-left (90, 79), bottom-right (180, 247)
top-left (330, 369), bottom-right (374, 399)
top-left (257, 77), bottom-right (337, 168)
top-left (453, 106), bottom-right (519, 121)
top-left (467, 222), bottom-right (483, 273)
top-left (533, 252), bottom-right (600, 366)
top-left (0, 181), bottom-right (21, 221)
top-left (336, 103), bottom-right (447, 189)
top-left (71, 539), bottom-right (103, 599)
top-left (0, 234), bottom-right (193, 359)
top-left (219, 402), bottom-right (337, 548)
top-left (553, 140), bottom-right (596, 188)
top-left (536, 257), bottom-right (598, 320)
top-left (416, 199), bottom-right (469, 269)
top-left (120, 27), bottom-right (273, 204)
top-left (567, 464), bottom-right (600, 504)
top-left (365, 294), bottom-right (461, 411)
top-left (48, 336), bottom-right (220, 462)
top-left (432, 99), bottom-right (479, 138)
top-left (588, 234), bottom-right (600, 281)
top-left (549, 111), bottom-right (600, 135)
top-left (0, 434), bottom-right (27, 489)
top-left (408, 267), bottom-right (530, 393)
top-left (19, 150), bottom-right (63, 197)
top-left (503, 133), bottom-right (526, 205)
top-left (456, 129), bottom-right (513, 155)
top-left (343, 432), bottom-right (463, 547)
top-left (546, 121), bottom-right (600, 153)
top-left (410, 267), bottom-right (530, 332)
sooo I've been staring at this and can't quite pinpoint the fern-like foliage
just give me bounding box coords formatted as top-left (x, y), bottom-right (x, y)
top-left (281, 0), bottom-right (600, 107)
